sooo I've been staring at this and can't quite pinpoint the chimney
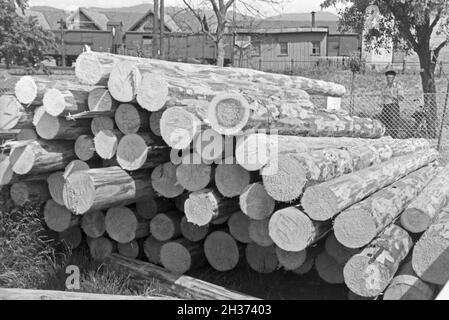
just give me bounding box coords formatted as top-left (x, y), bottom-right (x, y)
top-left (311, 11), bottom-right (316, 28)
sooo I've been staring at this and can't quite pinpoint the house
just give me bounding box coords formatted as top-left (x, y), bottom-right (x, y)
top-left (232, 11), bottom-right (360, 72)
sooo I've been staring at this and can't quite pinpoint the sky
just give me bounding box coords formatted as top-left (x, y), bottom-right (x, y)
top-left (28, 0), bottom-right (341, 17)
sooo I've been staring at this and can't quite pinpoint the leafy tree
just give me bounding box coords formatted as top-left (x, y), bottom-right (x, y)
top-left (0, 0), bottom-right (56, 69)
top-left (322, 0), bottom-right (449, 137)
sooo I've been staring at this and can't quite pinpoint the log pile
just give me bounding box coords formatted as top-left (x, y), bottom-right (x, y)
top-left (2, 50), bottom-right (449, 300)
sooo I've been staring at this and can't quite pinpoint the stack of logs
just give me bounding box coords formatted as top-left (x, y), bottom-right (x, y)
top-left (1, 50), bottom-right (448, 300)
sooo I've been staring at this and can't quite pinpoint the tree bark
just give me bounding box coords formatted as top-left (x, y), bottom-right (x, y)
top-left (344, 224), bottom-right (413, 297)
top-left (334, 164), bottom-right (439, 249)
top-left (301, 149), bottom-right (439, 221)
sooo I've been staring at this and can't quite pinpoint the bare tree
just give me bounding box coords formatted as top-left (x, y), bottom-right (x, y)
top-left (182, 0), bottom-right (282, 66)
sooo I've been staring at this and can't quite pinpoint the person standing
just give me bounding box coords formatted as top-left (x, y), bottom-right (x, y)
top-left (380, 69), bottom-right (405, 138)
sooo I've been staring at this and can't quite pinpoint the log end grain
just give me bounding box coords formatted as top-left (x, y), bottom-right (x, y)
top-left (275, 246), bottom-right (307, 271)
top-left (14, 75), bottom-right (37, 105)
top-left (60, 226), bottom-right (83, 249)
top-left (235, 133), bottom-right (271, 172)
top-left (400, 208), bottom-right (432, 234)
top-left (176, 154), bottom-right (212, 192)
top-left (43, 88), bottom-right (65, 117)
top-left (116, 133), bottom-right (148, 171)
top-left (315, 252), bottom-right (344, 284)
top-left (136, 71), bottom-right (169, 112)
top-left (215, 161), bottom-right (251, 198)
top-left (239, 183), bottom-right (275, 221)
top-left (81, 210), bottom-right (106, 239)
top-left (89, 236), bottom-right (114, 261)
top-left (143, 236), bottom-right (164, 265)
top-left (88, 88), bottom-right (115, 112)
top-left (227, 211), bottom-right (252, 244)
top-left (115, 103), bottom-right (144, 135)
top-left (47, 171), bottom-right (65, 205)
top-left (151, 162), bottom-right (184, 198)
top-left (94, 129), bottom-right (120, 160)
top-left (105, 206), bottom-right (138, 244)
top-left (108, 61), bottom-right (139, 102)
top-left (383, 275), bottom-right (435, 300)
top-left (301, 185), bottom-right (339, 222)
top-left (9, 142), bottom-right (35, 175)
top-left (91, 117), bottom-right (115, 136)
top-left (160, 242), bottom-right (193, 274)
top-left (180, 216), bottom-right (209, 242)
top-left (268, 207), bottom-right (316, 252)
top-left (248, 219), bottom-right (274, 247)
top-left (44, 199), bottom-right (77, 232)
top-left (245, 243), bottom-right (279, 274)
top-left (333, 209), bottom-right (377, 249)
top-left (10, 181), bottom-right (50, 206)
top-left (75, 52), bottom-right (108, 86)
top-left (149, 211), bottom-right (182, 242)
top-left (62, 171), bottom-right (96, 214)
top-left (207, 93), bottom-right (250, 136)
top-left (160, 107), bottom-right (202, 150)
top-left (204, 231), bottom-right (240, 272)
top-left (412, 236), bottom-right (449, 285)
top-left (117, 240), bottom-right (140, 259)
top-left (149, 109), bottom-right (164, 136)
top-left (74, 135), bottom-right (96, 161)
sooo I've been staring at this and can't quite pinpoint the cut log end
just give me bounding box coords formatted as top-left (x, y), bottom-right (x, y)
top-left (81, 210), bottom-right (106, 238)
top-left (47, 171), bottom-right (65, 205)
top-left (94, 130), bottom-right (120, 160)
top-left (245, 243), bottom-right (278, 274)
top-left (63, 171), bottom-right (96, 215)
top-left (14, 76), bottom-right (37, 104)
top-left (105, 207), bottom-right (138, 244)
top-left (43, 88), bottom-right (66, 117)
top-left (176, 154), bottom-right (213, 192)
top-left (143, 236), bottom-right (164, 265)
top-left (215, 162), bottom-right (251, 198)
top-left (34, 110), bottom-right (61, 140)
top-left (275, 247), bottom-right (307, 271)
top-left (116, 134), bottom-right (148, 171)
top-left (160, 107), bottom-right (202, 150)
top-left (74, 135), bottom-right (96, 161)
top-left (235, 134), bottom-right (271, 172)
top-left (160, 242), bottom-right (192, 274)
top-left (228, 211), bottom-right (252, 244)
top-left (115, 103), bottom-right (145, 135)
top-left (149, 211), bottom-right (182, 242)
top-left (301, 186), bottom-right (339, 222)
top-left (151, 162), bottom-right (184, 198)
top-left (383, 275), bottom-right (435, 300)
top-left (315, 252), bottom-right (344, 284)
top-left (108, 61), bottom-right (139, 102)
top-left (117, 240), bottom-right (140, 259)
top-left (343, 255), bottom-right (388, 297)
top-left (10, 181), bottom-right (50, 206)
top-left (413, 237), bottom-right (449, 285)
top-left (0, 155), bottom-right (14, 186)
top-left (88, 88), bottom-right (115, 112)
top-left (0, 95), bottom-right (22, 130)
top-left (334, 209), bottom-right (377, 249)
top-left (204, 231), bottom-right (240, 272)
top-left (76, 52), bottom-right (108, 86)
top-left (149, 109), bottom-right (164, 136)
top-left (60, 226), bottom-right (83, 249)
top-left (91, 117), bottom-right (114, 136)
top-left (268, 207), bottom-right (316, 252)
top-left (44, 199), bottom-right (77, 232)
top-left (136, 71), bottom-right (169, 111)
top-left (9, 142), bottom-right (35, 175)
top-left (89, 237), bottom-right (114, 261)
top-left (239, 183), bottom-right (275, 221)
top-left (248, 219), bottom-right (274, 247)
top-left (180, 216), bottom-right (209, 242)
top-left (400, 208), bottom-right (431, 234)
top-left (207, 93), bottom-right (250, 135)
top-left (261, 154), bottom-right (308, 202)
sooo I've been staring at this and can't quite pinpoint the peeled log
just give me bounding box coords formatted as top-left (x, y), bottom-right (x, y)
top-left (160, 238), bottom-right (207, 274)
top-left (0, 95), bottom-right (32, 130)
top-left (401, 163), bottom-right (449, 234)
top-left (115, 103), bottom-right (149, 134)
top-left (151, 162), bottom-right (184, 198)
top-left (59, 226), bottom-right (82, 249)
top-left (88, 88), bottom-right (117, 112)
top-left (207, 96), bottom-right (385, 138)
top-left (135, 197), bottom-right (174, 220)
top-left (176, 153), bottom-right (214, 192)
top-left (94, 129), bottom-right (123, 160)
top-left (91, 117), bottom-right (115, 136)
top-left (334, 164), bottom-right (438, 249)
top-left (63, 167), bottom-right (154, 214)
top-left (149, 211), bottom-right (183, 242)
top-left (248, 218), bottom-right (274, 247)
top-left (184, 188), bottom-right (239, 226)
top-left (105, 206), bottom-right (138, 243)
top-left (204, 231), bottom-right (242, 272)
top-left (245, 243), bottom-right (279, 274)
top-left (81, 210), bottom-right (106, 239)
top-left (301, 149), bottom-right (439, 221)
top-left (10, 181), bottom-right (50, 206)
top-left (227, 211), bottom-right (252, 244)
top-left (44, 199), bottom-right (79, 232)
top-left (261, 143), bottom-right (393, 203)
top-left (239, 183), bottom-right (275, 221)
top-left (275, 247), bottom-right (307, 271)
top-left (34, 107), bottom-right (91, 140)
top-left (46, 172), bottom-right (65, 205)
top-left (43, 86), bottom-right (91, 117)
top-left (269, 206), bottom-right (331, 252)
top-left (180, 216), bottom-right (210, 242)
top-left (315, 252), bottom-right (344, 284)
top-left (143, 236), bottom-right (165, 265)
top-left (384, 257), bottom-right (435, 300)
top-left (344, 224), bottom-right (413, 297)
top-left (324, 233), bottom-right (359, 265)
top-left (412, 207), bottom-right (449, 285)
top-left (118, 240), bottom-right (140, 259)
top-left (9, 139), bottom-right (75, 175)
top-left (89, 236), bottom-right (114, 261)
top-left (116, 133), bottom-right (169, 171)
top-left (74, 135), bottom-right (96, 161)
top-left (215, 159), bottom-right (254, 198)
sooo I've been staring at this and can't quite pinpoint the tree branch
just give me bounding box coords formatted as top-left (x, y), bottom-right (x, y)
top-left (182, 0), bottom-right (217, 41)
top-left (434, 40), bottom-right (448, 57)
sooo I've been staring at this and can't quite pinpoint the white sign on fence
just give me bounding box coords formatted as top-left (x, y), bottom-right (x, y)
top-left (327, 97), bottom-right (342, 111)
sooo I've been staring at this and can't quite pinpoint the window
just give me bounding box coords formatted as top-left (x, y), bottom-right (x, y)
top-left (312, 41), bottom-right (321, 56)
top-left (279, 42), bottom-right (288, 55)
top-left (251, 41), bottom-right (261, 57)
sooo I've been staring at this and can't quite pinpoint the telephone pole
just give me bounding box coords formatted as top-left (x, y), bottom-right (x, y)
top-left (160, 0), bottom-right (165, 59)
top-left (153, 0), bottom-right (160, 58)
top-left (57, 18), bottom-right (66, 67)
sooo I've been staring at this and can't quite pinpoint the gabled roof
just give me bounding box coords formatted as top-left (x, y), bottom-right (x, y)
top-left (128, 7), bottom-right (181, 32)
top-left (66, 8), bottom-right (109, 30)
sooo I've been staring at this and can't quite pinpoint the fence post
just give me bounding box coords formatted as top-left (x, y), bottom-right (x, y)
top-left (402, 59), bottom-right (406, 74)
top-left (437, 82), bottom-right (449, 151)
top-left (258, 58), bottom-right (262, 71)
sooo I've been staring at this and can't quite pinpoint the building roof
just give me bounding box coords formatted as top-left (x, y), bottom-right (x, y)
top-left (128, 7), bottom-right (181, 32)
top-left (235, 26), bottom-right (329, 34)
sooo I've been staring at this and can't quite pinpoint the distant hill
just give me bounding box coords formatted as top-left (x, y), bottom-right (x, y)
top-left (266, 11), bottom-right (339, 21)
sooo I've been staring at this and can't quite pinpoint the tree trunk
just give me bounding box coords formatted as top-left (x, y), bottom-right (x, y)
top-left (418, 51), bottom-right (438, 139)
top-left (301, 149), bottom-right (439, 221)
top-left (216, 37), bottom-right (225, 67)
